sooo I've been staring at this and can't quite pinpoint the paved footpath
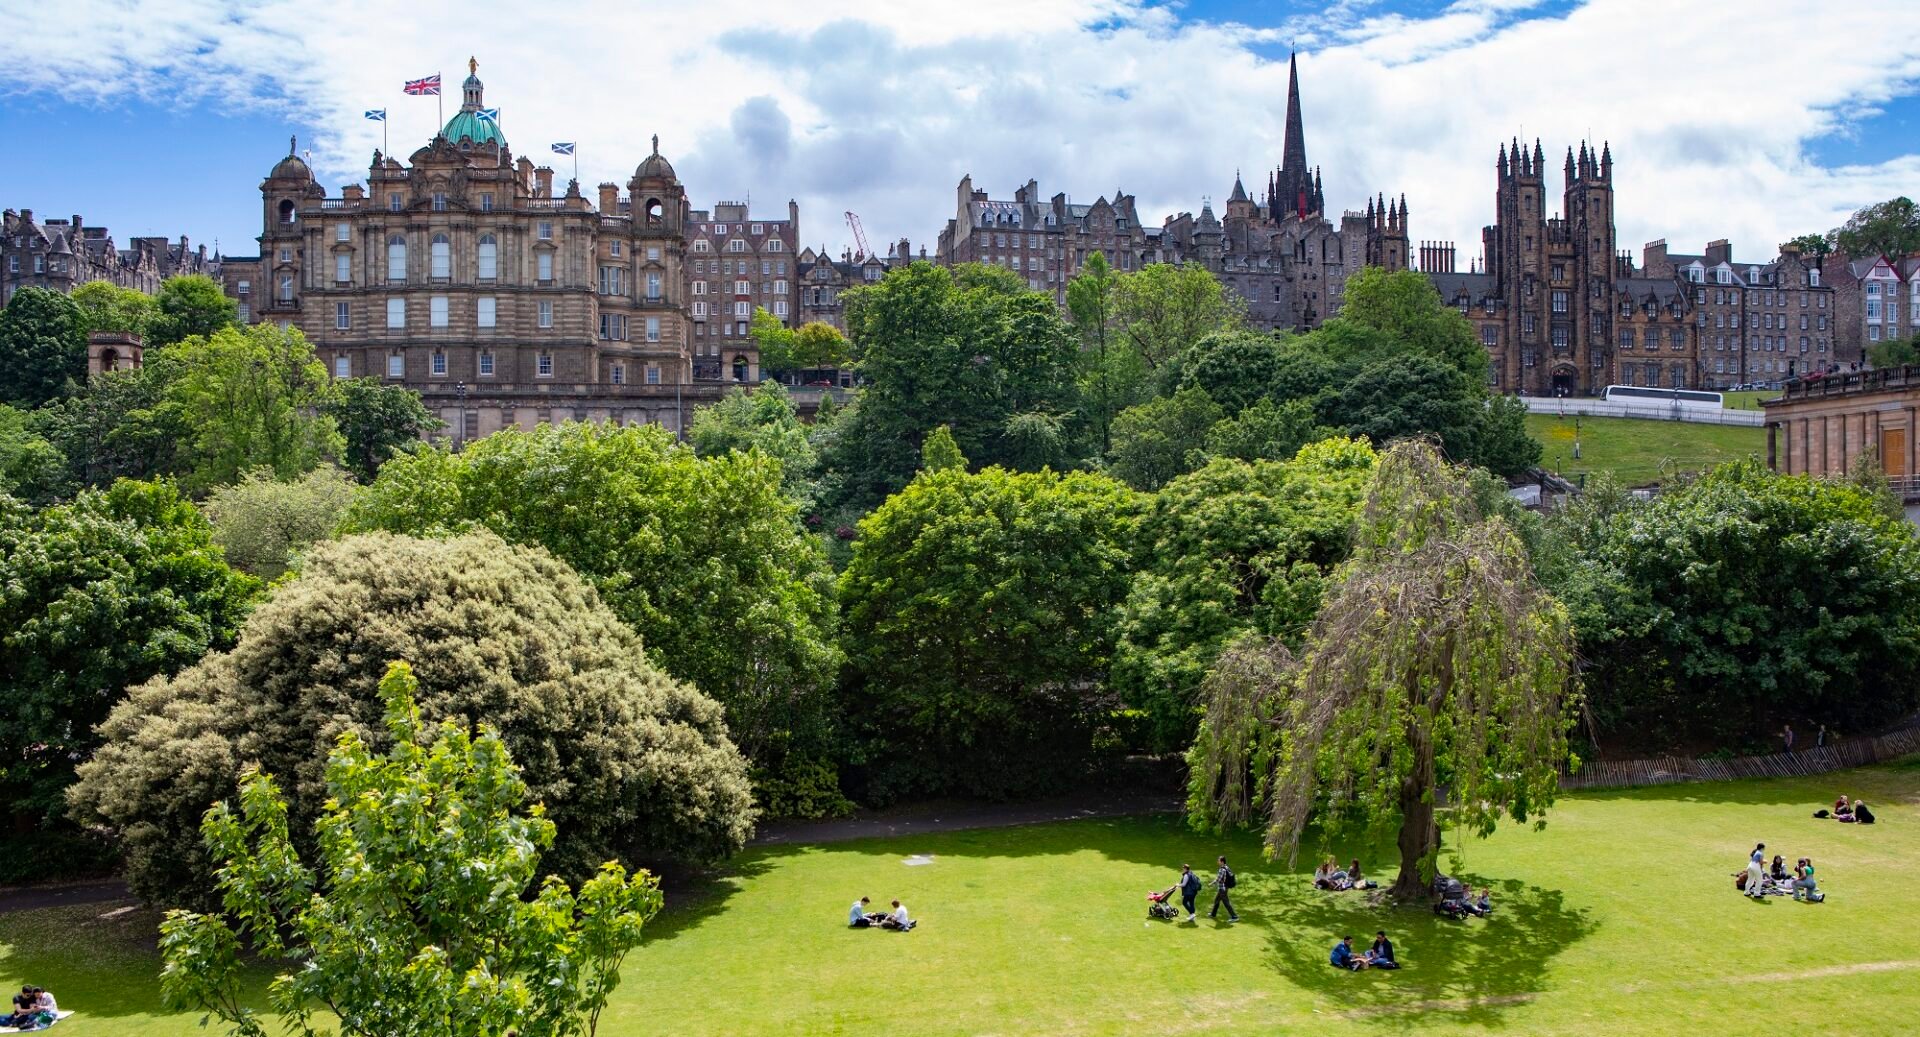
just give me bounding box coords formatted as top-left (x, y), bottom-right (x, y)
top-left (0, 790), bottom-right (1183, 913)
top-left (753, 788), bottom-right (1181, 846)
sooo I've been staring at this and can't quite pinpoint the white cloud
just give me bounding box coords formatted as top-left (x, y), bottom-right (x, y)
top-left (3, 0), bottom-right (1919, 265)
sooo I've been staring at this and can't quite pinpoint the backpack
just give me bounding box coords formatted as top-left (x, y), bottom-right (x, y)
top-left (1223, 867), bottom-right (1237, 889)
top-left (1814, 809), bottom-right (1830, 819)
top-left (1734, 871), bottom-right (1749, 891)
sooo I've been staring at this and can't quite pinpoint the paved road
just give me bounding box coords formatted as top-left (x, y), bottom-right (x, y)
top-left (0, 879), bottom-right (132, 915)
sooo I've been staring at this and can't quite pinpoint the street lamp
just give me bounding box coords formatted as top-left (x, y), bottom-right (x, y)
top-left (454, 381), bottom-right (468, 449)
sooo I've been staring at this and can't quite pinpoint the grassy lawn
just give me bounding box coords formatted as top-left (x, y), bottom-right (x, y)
top-left (7, 759), bottom-right (1919, 1036)
top-left (1526, 413), bottom-right (1764, 486)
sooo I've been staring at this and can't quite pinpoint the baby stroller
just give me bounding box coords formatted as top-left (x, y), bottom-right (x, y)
top-left (1433, 876), bottom-right (1472, 919)
top-left (1147, 887), bottom-right (1180, 920)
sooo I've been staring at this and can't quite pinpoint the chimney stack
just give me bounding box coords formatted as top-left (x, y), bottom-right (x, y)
top-left (534, 168), bottom-right (554, 198)
top-left (598, 183), bottom-right (619, 214)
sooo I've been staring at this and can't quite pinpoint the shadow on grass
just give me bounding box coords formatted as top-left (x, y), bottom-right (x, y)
top-left (1251, 867), bottom-right (1595, 1029)
top-left (0, 900), bottom-right (253, 1023)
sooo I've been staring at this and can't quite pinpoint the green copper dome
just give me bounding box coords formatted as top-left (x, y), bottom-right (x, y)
top-left (442, 107), bottom-right (504, 147)
top-left (441, 57), bottom-right (504, 147)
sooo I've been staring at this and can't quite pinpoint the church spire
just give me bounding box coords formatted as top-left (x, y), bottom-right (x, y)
top-left (1276, 52), bottom-right (1312, 219)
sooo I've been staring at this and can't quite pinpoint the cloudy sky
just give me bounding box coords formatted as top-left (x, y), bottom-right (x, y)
top-left (4, 1), bottom-right (1919, 269)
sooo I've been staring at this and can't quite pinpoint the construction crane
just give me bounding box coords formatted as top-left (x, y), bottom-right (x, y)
top-left (844, 211), bottom-right (873, 262)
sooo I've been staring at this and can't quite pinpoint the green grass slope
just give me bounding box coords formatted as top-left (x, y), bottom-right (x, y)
top-left (1527, 413), bottom-right (1765, 486)
top-left (6, 759), bottom-right (1917, 1036)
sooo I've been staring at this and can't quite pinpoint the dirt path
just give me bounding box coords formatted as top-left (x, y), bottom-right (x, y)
top-left (751, 789), bottom-right (1183, 846)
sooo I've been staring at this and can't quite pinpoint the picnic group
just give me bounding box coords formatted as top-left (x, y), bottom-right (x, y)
top-left (1733, 792), bottom-right (1876, 902)
top-left (0, 987), bottom-right (60, 1033)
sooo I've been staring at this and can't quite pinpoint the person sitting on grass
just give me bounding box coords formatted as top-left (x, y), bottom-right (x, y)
top-left (1466, 886), bottom-right (1492, 917)
top-left (1366, 931), bottom-right (1401, 970)
top-left (881, 899), bottom-right (914, 931)
top-left (30, 988), bottom-right (54, 1015)
top-left (1854, 801), bottom-right (1876, 825)
top-left (849, 896), bottom-right (880, 928)
top-left (1348, 858), bottom-right (1375, 891)
top-left (1, 992), bottom-right (37, 1029)
top-left (1331, 936), bottom-right (1364, 971)
top-left (1770, 855), bottom-right (1790, 883)
top-left (1313, 857), bottom-right (1336, 889)
top-left (1794, 859), bottom-right (1819, 901)
top-left (1834, 795), bottom-right (1854, 821)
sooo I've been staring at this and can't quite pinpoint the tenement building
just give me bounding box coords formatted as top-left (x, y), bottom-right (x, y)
top-left (2, 208), bottom-right (214, 305)
top-left (1642, 239), bottom-right (1836, 388)
top-left (219, 59), bottom-right (764, 442)
top-left (937, 55), bottom-right (1408, 331)
top-left (1822, 253), bottom-right (1920, 367)
top-left (683, 199), bottom-right (801, 382)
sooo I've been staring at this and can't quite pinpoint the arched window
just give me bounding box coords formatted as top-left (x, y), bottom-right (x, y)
top-left (645, 198), bottom-right (664, 225)
top-left (279, 199), bottom-right (296, 225)
top-left (732, 355), bottom-right (749, 382)
top-left (431, 234), bottom-right (450, 279)
top-left (477, 234), bottom-right (497, 279)
top-left (387, 235), bottom-right (407, 281)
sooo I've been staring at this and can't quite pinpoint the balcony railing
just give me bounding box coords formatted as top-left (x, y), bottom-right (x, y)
top-left (1774, 365), bottom-right (1920, 403)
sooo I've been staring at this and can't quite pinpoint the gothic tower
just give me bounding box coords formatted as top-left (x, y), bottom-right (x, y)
top-left (1267, 54), bottom-right (1322, 220)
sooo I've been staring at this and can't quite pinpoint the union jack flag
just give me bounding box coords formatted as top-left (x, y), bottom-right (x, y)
top-left (404, 74), bottom-right (441, 96)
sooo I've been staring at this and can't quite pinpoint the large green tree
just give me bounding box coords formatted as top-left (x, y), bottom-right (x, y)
top-left (70, 280), bottom-right (159, 337)
top-left (203, 465), bottom-right (357, 580)
top-left (29, 359), bottom-right (187, 489)
top-left (1108, 387), bottom-right (1224, 491)
top-left (345, 422), bottom-right (841, 812)
top-left (749, 310), bottom-right (852, 375)
top-left (1189, 441), bottom-right (1578, 898)
top-left (1550, 459), bottom-right (1920, 743)
top-left (0, 405), bottom-right (67, 503)
top-left (150, 274), bottom-right (239, 347)
top-left (1113, 438), bottom-right (1376, 752)
top-left (160, 662), bottom-right (663, 1037)
top-left (838, 465), bottom-right (1142, 799)
top-left (825, 262), bottom-right (1081, 511)
top-left (1827, 196), bottom-right (1920, 261)
top-left (1111, 262), bottom-right (1246, 380)
top-left (688, 382), bottom-right (819, 506)
top-left (69, 531), bottom-right (754, 904)
top-left (163, 323), bottom-right (343, 490)
top-left (2, 480), bottom-right (259, 822)
top-left (322, 377), bottom-right (439, 482)
top-left (0, 285), bottom-right (88, 406)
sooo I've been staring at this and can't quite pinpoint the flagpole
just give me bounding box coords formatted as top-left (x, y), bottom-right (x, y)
top-left (437, 72), bottom-right (443, 130)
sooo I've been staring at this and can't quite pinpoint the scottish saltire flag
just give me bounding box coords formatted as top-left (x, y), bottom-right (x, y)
top-left (475, 108), bottom-right (500, 123)
top-left (551, 142), bottom-right (576, 155)
top-left (364, 109), bottom-right (386, 122)
top-left (404, 74), bottom-right (441, 96)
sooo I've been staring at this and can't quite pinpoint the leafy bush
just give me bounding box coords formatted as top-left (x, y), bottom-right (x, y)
top-left (838, 466), bottom-right (1142, 799)
top-left (69, 530), bottom-right (754, 905)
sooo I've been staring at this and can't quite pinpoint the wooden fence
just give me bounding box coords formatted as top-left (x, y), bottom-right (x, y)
top-left (1561, 725), bottom-right (1920, 791)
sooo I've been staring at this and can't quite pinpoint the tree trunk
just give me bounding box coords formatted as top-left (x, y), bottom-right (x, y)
top-left (1391, 725), bottom-right (1438, 899)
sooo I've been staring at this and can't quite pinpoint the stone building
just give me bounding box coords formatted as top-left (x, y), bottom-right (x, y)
top-left (1, 208), bottom-right (213, 305)
top-left (1822, 253), bottom-right (1920, 366)
top-left (682, 199), bottom-right (799, 382)
top-left (793, 245), bottom-right (894, 334)
top-left (218, 59), bottom-right (759, 442)
top-left (1643, 239), bottom-right (1836, 387)
top-left (1762, 366), bottom-right (1920, 481)
top-left (935, 55), bottom-right (1406, 331)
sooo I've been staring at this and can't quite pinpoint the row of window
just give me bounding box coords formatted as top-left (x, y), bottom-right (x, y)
top-left (691, 259), bottom-right (789, 276)
top-left (690, 279), bottom-right (788, 295)
top-left (339, 351), bottom-right (666, 384)
top-left (690, 237), bottom-right (783, 253)
top-left (1617, 329), bottom-right (1689, 350)
top-left (340, 296), bottom-right (549, 330)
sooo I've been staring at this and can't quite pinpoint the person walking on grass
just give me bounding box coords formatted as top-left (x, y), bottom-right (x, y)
top-left (1746, 843), bottom-right (1767, 899)
top-left (1782, 723), bottom-right (1795, 754)
top-left (1178, 864), bottom-right (1203, 923)
top-left (1210, 855), bottom-right (1240, 923)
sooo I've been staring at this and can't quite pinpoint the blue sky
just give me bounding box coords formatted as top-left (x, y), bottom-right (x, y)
top-left (3, 1), bottom-right (1918, 267)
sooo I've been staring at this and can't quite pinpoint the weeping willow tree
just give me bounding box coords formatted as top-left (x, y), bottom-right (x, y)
top-left (1189, 439), bottom-right (1578, 898)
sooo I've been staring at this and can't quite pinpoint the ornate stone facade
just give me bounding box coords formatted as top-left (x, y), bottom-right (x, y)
top-left (218, 61), bottom-right (762, 442)
top-left (1, 208), bottom-right (213, 305)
